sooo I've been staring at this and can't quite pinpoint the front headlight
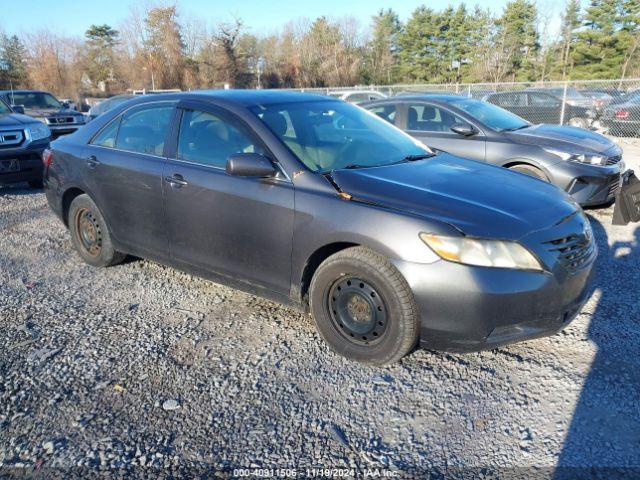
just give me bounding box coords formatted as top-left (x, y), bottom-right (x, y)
top-left (25, 123), bottom-right (51, 141)
top-left (543, 148), bottom-right (607, 166)
top-left (420, 233), bottom-right (543, 271)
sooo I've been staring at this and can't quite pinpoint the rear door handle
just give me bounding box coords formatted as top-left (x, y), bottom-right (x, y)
top-left (164, 174), bottom-right (188, 188)
top-left (86, 155), bottom-right (100, 168)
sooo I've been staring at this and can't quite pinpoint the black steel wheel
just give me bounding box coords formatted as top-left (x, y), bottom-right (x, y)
top-left (68, 194), bottom-right (125, 267)
top-left (74, 207), bottom-right (103, 258)
top-left (309, 246), bottom-right (419, 365)
top-left (328, 277), bottom-right (388, 345)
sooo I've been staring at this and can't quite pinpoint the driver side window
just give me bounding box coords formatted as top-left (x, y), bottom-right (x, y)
top-left (177, 109), bottom-right (263, 168)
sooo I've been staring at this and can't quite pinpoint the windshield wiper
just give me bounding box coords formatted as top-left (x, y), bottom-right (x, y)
top-left (392, 153), bottom-right (436, 165)
top-left (342, 163), bottom-right (370, 170)
top-left (501, 124), bottom-right (530, 132)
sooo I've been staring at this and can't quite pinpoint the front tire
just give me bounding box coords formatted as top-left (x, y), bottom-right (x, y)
top-left (68, 194), bottom-right (125, 267)
top-left (309, 246), bottom-right (419, 366)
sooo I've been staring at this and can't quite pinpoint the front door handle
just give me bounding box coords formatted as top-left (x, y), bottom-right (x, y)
top-left (86, 155), bottom-right (100, 168)
top-left (164, 174), bottom-right (188, 188)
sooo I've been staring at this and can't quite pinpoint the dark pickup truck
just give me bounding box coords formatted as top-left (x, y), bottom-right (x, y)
top-left (0, 90), bottom-right (86, 139)
top-left (0, 97), bottom-right (51, 188)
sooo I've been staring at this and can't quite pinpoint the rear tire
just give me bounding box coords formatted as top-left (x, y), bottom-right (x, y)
top-left (508, 164), bottom-right (549, 182)
top-left (68, 194), bottom-right (126, 267)
top-left (309, 246), bottom-right (419, 366)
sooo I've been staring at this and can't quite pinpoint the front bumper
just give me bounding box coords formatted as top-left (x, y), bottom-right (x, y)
top-left (393, 255), bottom-right (595, 352)
top-left (548, 159), bottom-right (623, 207)
top-left (0, 140), bottom-right (48, 185)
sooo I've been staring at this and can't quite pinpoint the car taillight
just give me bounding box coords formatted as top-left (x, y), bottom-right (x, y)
top-left (615, 109), bottom-right (630, 119)
top-left (42, 149), bottom-right (53, 168)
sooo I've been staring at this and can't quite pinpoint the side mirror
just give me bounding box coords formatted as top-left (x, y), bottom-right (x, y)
top-left (11, 105), bottom-right (25, 114)
top-left (61, 102), bottom-right (70, 109)
top-left (226, 153), bottom-right (278, 178)
top-left (450, 122), bottom-right (477, 136)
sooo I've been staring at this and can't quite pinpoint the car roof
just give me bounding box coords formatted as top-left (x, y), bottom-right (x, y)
top-left (0, 89), bottom-right (55, 95)
top-left (179, 89), bottom-right (336, 107)
top-left (375, 94), bottom-right (465, 103)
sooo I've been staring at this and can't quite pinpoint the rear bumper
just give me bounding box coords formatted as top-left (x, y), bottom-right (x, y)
top-left (392, 256), bottom-right (596, 352)
top-left (0, 140), bottom-right (48, 185)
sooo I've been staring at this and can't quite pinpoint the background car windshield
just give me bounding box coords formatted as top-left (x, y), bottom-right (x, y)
top-left (251, 100), bottom-right (428, 172)
top-left (9, 92), bottom-right (62, 109)
top-left (450, 98), bottom-right (529, 131)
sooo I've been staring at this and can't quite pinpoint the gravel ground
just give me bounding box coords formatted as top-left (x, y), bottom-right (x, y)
top-left (1, 139), bottom-right (639, 478)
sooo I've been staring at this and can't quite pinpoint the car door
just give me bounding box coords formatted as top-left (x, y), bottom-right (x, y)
top-left (527, 92), bottom-right (562, 124)
top-left (162, 101), bottom-right (295, 295)
top-left (83, 101), bottom-right (175, 258)
top-left (401, 102), bottom-right (486, 161)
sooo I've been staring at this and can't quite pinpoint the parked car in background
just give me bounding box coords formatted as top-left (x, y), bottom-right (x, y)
top-left (601, 95), bottom-right (640, 137)
top-left (362, 94), bottom-right (624, 206)
top-left (0, 97), bottom-right (51, 188)
top-left (483, 90), bottom-right (594, 128)
top-left (44, 90), bottom-right (595, 364)
top-left (327, 90), bottom-right (386, 104)
top-left (87, 94), bottom-right (136, 121)
top-left (0, 90), bottom-right (86, 139)
top-left (529, 87), bottom-right (594, 109)
top-left (580, 90), bottom-right (616, 115)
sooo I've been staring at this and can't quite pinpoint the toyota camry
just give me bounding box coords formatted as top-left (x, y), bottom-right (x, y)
top-left (44, 91), bottom-right (596, 365)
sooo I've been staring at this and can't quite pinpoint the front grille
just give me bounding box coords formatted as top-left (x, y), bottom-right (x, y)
top-left (47, 117), bottom-right (76, 124)
top-left (0, 130), bottom-right (24, 148)
top-left (606, 154), bottom-right (622, 165)
top-left (608, 176), bottom-right (621, 196)
top-left (544, 231), bottom-right (595, 273)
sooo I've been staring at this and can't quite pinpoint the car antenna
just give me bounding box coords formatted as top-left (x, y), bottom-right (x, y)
top-left (9, 79), bottom-right (14, 106)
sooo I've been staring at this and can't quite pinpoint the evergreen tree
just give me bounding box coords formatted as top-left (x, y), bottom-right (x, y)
top-left (495, 0), bottom-right (539, 81)
top-left (0, 34), bottom-right (29, 89)
top-left (572, 0), bottom-right (624, 78)
top-left (368, 9), bottom-right (401, 84)
top-left (84, 24), bottom-right (119, 88)
top-left (559, 0), bottom-right (581, 79)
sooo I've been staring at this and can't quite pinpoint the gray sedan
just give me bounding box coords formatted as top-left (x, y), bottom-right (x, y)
top-left (363, 95), bottom-right (624, 206)
top-left (44, 91), bottom-right (595, 365)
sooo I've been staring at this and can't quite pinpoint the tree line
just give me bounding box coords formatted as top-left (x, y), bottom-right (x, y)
top-left (0, 0), bottom-right (638, 102)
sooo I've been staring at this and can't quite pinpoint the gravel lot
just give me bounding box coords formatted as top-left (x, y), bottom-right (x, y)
top-left (1, 138), bottom-right (639, 477)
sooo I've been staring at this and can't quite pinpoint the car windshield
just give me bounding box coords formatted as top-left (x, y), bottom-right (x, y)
top-left (0, 99), bottom-right (10, 114)
top-left (448, 98), bottom-right (529, 131)
top-left (8, 92), bottom-right (62, 109)
top-left (250, 100), bottom-right (431, 172)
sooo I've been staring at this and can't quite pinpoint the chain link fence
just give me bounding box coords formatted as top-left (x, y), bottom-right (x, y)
top-left (292, 79), bottom-right (640, 137)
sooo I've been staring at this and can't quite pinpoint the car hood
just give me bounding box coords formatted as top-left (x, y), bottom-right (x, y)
top-left (505, 124), bottom-right (617, 155)
top-left (23, 107), bottom-right (84, 118)
top-left (0, 112), bottom-right (41, 127)
top-left (330, 153), bottom-right (579, 240)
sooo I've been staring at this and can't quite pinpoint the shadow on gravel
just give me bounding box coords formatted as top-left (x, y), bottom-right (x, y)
top-left (555, 218), bottom-right (640, 479)
top-left (0, 183), bottom-right (42, 197)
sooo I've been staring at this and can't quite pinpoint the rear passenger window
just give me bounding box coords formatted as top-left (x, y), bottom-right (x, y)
top-left (177, 110), bottom-right (263, 168)
top-left (115, 103), bottom-right (174, 155)
top-left (91, 118), bottom-right (120, 148)
top-left (367, 105), bottom-right (396, 124)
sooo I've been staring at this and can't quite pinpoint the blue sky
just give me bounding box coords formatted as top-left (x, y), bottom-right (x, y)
top-left (2, 0), bottom-right (559, 37)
